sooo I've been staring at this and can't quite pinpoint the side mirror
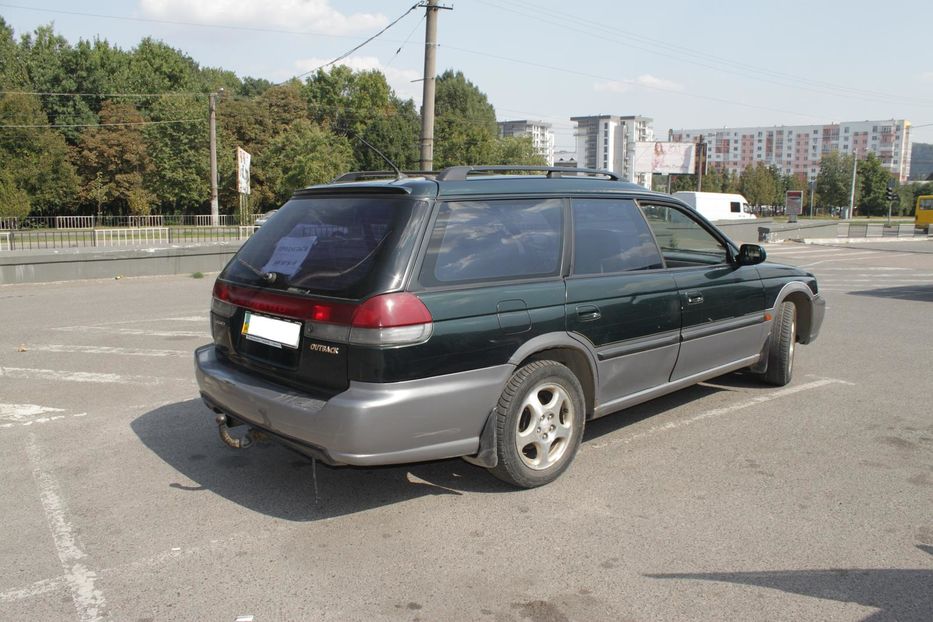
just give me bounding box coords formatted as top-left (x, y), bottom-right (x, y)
top-left (735, 243), bottom-right (766, 266)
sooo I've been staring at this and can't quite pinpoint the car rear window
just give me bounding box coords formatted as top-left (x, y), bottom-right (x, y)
top-left (572, 198), bottom-right (663, 274)
top-left (224, 196), bottom-right (420, 298)
top-left (420, 198), bottom-right (563, 285)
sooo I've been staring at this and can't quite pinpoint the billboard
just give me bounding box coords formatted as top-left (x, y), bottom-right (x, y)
top-left (786, 190), bottom-right (803, 216)
top-left (236, 146), bottom-right (251, 195)
top-left (634, 142), bottom-right (695, 175)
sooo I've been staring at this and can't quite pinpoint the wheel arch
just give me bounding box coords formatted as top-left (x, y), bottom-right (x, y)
top-left (508, 334), bottom-right (598, 418)
top-left (773, 282), bottom-right (815, 344)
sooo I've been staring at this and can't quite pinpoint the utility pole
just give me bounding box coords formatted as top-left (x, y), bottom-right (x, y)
top-left (209, 88), bottom-right (223, 225)
top-left (418, 1), bottom-right (451, 171)
top-left (696, 135), bottom-right (705, 192)
top-left (847, 153), bottom-right (857, 220)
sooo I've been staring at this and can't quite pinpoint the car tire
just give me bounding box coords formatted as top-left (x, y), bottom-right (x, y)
top-left (488, 361), bottom-right (585, 488)
top-left (762, 301), bottom-right (796, 386)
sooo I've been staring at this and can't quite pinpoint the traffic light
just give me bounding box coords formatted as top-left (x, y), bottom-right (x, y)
top-left (885, 181), bottom-right (897, 201)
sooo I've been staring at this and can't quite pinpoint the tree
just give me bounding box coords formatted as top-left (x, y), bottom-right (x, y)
top-left (144, 95), bottom-right (210, 214)
top-left (262, 120), bottom-right (353, 204)
top-left (493, 135), bottom-right (546, 166)
top-left (815, 151), bottom-right (855, 213)
top-left (434, 70), bottom-right (499, 167)
top-left (354, 96), bottom-right (420, 171)
top-left (0, 93), bottom-right (79, 215)
top-left (740, 162), bottom-right (777, 208)
top-left (77, 100), bottom-right (153, 216)
top-left (0, 168), bottom-right (31, 220)
top-left (857, 153), bottom-right (891, 217)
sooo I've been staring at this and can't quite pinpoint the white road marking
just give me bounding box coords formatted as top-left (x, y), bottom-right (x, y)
top-left (25, 434), bottom-right (106, 621)
top-left (587, 378), bottom-right (851, 451)
top-left (0, 367), bottom-right (161, 385)
top-left (800, 254), bottom-right (909, 267)
top-left (52, 326), bottom-right (207, 338)
top-left (0, 403), bottom-right (65, 421)
top-left (0, 575), bottom-right (69, 603)
top-left (26, 344), bottom-right (188, 358)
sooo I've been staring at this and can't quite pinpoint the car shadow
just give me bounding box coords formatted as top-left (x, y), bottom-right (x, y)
top-left (848, 284), bottom-right (933, 302)
top-left (582, 373), bottom-right (761, 443)
top-left (130, 399), bottom-right (514, 522)
top-left (646, 545), bottom-right (933, 622)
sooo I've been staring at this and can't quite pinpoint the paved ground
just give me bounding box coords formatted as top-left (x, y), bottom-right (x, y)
top-left (1, 242), bottom-right (931, 622)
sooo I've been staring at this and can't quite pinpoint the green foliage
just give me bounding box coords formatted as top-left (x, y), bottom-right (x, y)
top-left (262, 120), bottom-right (353, 203)
top-left (77, 100), bottom-right (152, 216)
top-left (434, 70), bottom-right (498, 167)
top-left (0, 93), bottom-right (79, 215)
top-left (815, 151), bottom-right (855, 211)
top-left (0, 168), bottom-right (31, 219)
top-left (494, 135), bottom-right (546, 166)
top-left (857, 153), bottom-right (893, 217)
top-left (739, 162), bottom-right (778, 207)
top-left (144, 95), bottom-right (210, 214)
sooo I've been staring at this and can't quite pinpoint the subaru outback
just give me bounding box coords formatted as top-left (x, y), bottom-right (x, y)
top-left (195, 166), bottom-right (825, 488)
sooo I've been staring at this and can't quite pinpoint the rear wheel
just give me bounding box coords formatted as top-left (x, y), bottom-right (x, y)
top-left (762, 301), bottom-right (796, 386)
top-left (489, 361), bottom-right (585, 488)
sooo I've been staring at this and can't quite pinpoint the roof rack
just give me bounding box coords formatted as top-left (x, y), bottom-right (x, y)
top-left (331, 166), bottom-right (621, 184)
top-left (331, 170), bottom-right (437, 183)
top-left (435, 165), bottom-right (620, 182)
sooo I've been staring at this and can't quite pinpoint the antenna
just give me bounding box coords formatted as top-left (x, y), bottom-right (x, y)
top-left (342, 127), bottom-right (405, 181)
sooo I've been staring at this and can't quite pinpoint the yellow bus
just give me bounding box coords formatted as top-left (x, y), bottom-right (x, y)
top-left (917, 195), bottom-right (933, 232)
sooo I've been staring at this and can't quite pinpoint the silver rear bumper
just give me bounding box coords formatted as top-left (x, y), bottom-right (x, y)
top-left (194, 345), bottom-right (512, 466)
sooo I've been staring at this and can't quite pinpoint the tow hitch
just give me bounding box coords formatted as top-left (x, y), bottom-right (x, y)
top-left (215, 414), bottom-right (262, 449)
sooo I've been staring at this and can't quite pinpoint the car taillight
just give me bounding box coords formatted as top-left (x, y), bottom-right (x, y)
top-left (211, 281), bottom-right (236, 318)
top-left (210, 282), bottom-right (432, 346)
top-left (349, 293), bottom-right (433, 346)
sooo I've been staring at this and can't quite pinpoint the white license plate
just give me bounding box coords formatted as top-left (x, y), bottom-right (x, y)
top-left (241, 311), bottom-right (301, 349)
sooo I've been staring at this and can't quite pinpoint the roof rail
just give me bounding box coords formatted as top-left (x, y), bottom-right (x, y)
top-left (331, 170), bottom-right (438, 183)
top-left (435, 165), bottom-right (620, 182)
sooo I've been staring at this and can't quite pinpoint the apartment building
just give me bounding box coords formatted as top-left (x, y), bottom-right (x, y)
top-left (497, 120), bottom-right (556, 166)
top-left (571, 114), bottom-right (654, 184)
top-left (671, 120), bottom-right (911, 182)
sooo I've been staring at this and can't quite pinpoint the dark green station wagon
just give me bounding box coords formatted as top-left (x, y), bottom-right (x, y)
top-left (195, 166), bottom-right (825, 488)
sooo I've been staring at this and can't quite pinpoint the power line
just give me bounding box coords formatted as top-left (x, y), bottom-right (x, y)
top-left (0, 2), bottom-right (398, 43)
top-left (0, 90), bottom-right (206, 98)
top-left (0, 119), bottom-right (204, 129)
top-left (442, 43), bottom-right (825, 121)
top-left (480, 0), bottom-right (933, 109)
top-left (276, 3), bottom-right (421, 85)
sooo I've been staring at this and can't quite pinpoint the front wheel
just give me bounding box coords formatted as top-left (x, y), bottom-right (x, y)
top-left (762, 301), bottom-right (797, 386)
top-left (489, 361), bottom-right (585, 488)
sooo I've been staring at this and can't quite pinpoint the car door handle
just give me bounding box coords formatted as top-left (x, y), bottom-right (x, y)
top-left (686, 291), bottom-right (704, 305)
top-left (576, 305), bottom-right (601, 321)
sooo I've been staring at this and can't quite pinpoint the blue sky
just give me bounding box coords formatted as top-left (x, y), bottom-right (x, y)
top-left (3, 0), bottom-right (933, 148)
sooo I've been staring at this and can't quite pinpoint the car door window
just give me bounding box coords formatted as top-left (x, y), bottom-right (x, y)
top-left (572, 198), bottom-right (663, 274)
top-left (420, 198), bottom-right (563, 285)
top-left (640, 204), bottom-right (728, 267)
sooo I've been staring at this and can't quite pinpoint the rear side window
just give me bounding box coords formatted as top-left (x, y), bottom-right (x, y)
top-left (421, 198), bottom-right (562, 285)
top-left (224, 196), bottom-right (418, 298)
top-left (730, 201), bottom-right (741, 213)
top-left (572, 198), bottom-right (663, 274)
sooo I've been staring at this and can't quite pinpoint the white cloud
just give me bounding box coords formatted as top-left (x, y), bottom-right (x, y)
top-left (290, 56), bottom-right (422, 101)
top-left (634, 74), bottom-right (683, 91)
top-left (920, 72), bottom-right (933, 83)
top-left (139, 0), bottom-right (387, 35)
top-left (594, 74), bottom-right (683, 94)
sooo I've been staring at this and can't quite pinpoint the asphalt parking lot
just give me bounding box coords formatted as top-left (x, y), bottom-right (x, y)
top-left (1, 241), bottom-right (932, 622)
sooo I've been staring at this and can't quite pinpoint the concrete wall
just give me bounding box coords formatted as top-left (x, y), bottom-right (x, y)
top-left (0, 243), bottom-right (241, 285)
top-left (715, 219), bottom-right (838, 244)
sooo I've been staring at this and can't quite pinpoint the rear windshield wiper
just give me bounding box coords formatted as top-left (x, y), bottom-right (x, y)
top-left (236, 257), bottom-right (280, 285)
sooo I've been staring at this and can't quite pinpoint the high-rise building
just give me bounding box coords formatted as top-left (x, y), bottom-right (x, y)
top-left (497, 120), bottom-right (555, 166)
top-left (571, 114), bottom-right (653, 184)
top-left (671, 120), bottom-right (911, 182)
